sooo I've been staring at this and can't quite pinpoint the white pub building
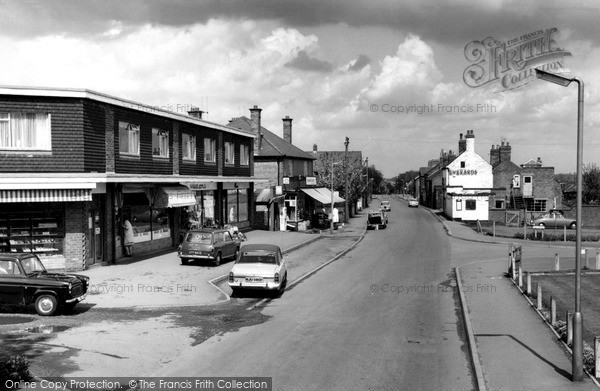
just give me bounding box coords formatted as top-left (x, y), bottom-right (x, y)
top-left (443, 130), bottom-right (493, 221)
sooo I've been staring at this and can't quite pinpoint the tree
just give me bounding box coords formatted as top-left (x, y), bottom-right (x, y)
top-left (583, 163), bottom-right (600, 205)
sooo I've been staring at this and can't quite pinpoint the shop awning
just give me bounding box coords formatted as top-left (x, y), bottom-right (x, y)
top-left (0, 188), bottom-right (93, 203)
top-left (152, 186), bottom-right (197, 208)
top-left (300, 187), bottom-right (345, 205)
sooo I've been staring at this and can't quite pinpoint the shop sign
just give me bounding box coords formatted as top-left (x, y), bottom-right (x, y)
top-left (306, 177), bottom-right (317, 186)
top-left (283, 177), bottom-right (290, 185)
top-left (463, 27), bottom-right (572, 91)
top-left (449, 169), bottom-right (478, 176)
top-left (185, 182), bottom-right (218, 191)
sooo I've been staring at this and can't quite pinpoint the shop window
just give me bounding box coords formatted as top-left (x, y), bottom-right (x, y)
top-left (127, 205), bottom-right (170, 243)
top-left (182, 133), bottom-right (196, 161)
top-left (225, 142), bottom-right (235, 165)
top-left (240, 144), bottom-right (249, 166)
top-left (204, 138), bottom-right (216, 163)
top-left (119, 122), bottom-right (140, 155)
top-left (238, 190), bottom-right (248, 222)
top-left (466, 200), bottom-right (476, 210)
top-left (152, 128), bottom-right (169, 158)
top-left (0, 112), bottom-right (51, 150)
top-left (224, 189), bottom-right (249, 224)
top-left (0, 209), bottom-right (65, 259)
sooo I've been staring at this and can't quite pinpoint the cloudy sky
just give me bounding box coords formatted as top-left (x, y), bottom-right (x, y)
top-left (3, 0), bottom-right (600, 177)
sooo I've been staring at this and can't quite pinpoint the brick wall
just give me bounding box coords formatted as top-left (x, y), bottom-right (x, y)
top-left (64, 202), bottom-right (87, 271)
top-left (255, 161), bottom-right (279, 188)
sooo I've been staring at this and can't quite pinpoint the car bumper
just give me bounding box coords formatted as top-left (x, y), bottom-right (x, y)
top-left (65, 292), bottom-right (87, 304)
top-left (179, 253), bottom-right (215, 260)
top-left (228, 280), bottom-right (282, 291)
top-left (367, 224), bottom-right (386, 230)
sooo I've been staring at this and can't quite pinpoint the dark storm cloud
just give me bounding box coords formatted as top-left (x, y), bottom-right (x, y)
top-left (285, 50), bottom-right (334, 72)
top-left (4, 0), bottom-right (600, 46)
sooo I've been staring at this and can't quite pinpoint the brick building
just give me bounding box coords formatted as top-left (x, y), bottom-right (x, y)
top-left (0, 86), bottom-right (255, 270)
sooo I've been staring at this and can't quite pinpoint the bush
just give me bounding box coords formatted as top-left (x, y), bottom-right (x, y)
top-left (513, 232), bottom-right (600, 242)
top-left (0, 355), bottom-right (32, 387)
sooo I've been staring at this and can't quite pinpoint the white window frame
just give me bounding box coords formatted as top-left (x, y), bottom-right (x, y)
top-left (204, 138), bottom-right (216, 163)
top-left (119, 121), bottom-right (140, 156)
top-left (225, 142), bottom-right (235, 165)
top-left (152, 128), bottom-right (169, 158)
top-left (0, 112), bottom-right (52, 151)
top-left (182, 133), bottom-right (196, 161)
top-left (240, 144), bottom-right (249, 166)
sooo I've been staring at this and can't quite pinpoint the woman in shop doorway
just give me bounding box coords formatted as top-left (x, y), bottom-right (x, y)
top-left (123, 219), bottom-right (134, 257)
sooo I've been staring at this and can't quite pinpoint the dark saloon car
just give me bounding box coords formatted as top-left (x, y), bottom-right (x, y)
top-left (178, 228), bottom-right (241, 266)
top-left (367, 210), bottom-right (387, 230)
top-left (0, 253), bottom-right (89, 316)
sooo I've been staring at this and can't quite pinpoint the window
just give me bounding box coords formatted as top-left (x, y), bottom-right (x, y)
top-left (152, 128), bottom-right (169, 158)
top-left (456, 199), bottom-right (462, 211)
top-left (460, 161), bottom-right (466, 168)
top-left (495, 199), bottom-right (505, 209)
top-left (225, 142), bottom-right (235, 165)
top-left (466, 200), bottom-right (476, 210)
top-left (526, 198), bottom-right (547, 212)
top-left (204, 138), bottom-right (216, 163)
top-left (119, 122), bottom-right (140, 155)
top-left (0, 113), bottom-right (51, 150)
top-left (240, 144), bottom-right (249, 166)
top-left (182, 134), bottom-right (196, 161)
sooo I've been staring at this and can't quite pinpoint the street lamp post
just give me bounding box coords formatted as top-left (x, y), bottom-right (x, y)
top-left (536, 67), bottom-right (584, 381)
top-left (365, 157), bottom-right (369, 206)
top-left (344, 137), bottom-right (350, 224)
top-left (330, 160), bottom-right (342, 234)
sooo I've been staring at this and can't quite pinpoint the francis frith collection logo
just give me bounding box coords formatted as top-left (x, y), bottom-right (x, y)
top-left (463, 27), bottom-right (572, 91)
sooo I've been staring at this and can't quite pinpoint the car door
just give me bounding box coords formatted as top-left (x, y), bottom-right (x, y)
top-left (0, 260), bottom-right (27, 305)
top-left (278, 249), bottom-right (286, 277)
top-left (223, 231), bottom-right (235, 258)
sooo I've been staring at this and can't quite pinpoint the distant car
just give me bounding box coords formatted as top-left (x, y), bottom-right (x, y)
top-left (0, 253), bottom-right (89, 316)
top-left (367, 210), bottom-right (387, 230)
top-left (178, 228), bottom-right (240, 266)
top-left (531, 210), bottom-right (577, 229)
top-left (408, 198), bottom-right (419, 207)
top-left (380, 200), bottom-right (391, 211)
top-left (228, 244), bottom-right (287, 295)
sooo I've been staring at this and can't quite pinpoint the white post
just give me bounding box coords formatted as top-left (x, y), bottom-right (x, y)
top-left (596, 251), bottom-right (600, 270)
top-left (567, 311), bottom-right (573, 346)
top-left (551, 297), bottom-right (556, 325)
top-left (526, 272), bottom-right (532, 295)
top-left (518, 267), bottom-right (523, 287)
top-left (537, 284), bottom-right (542, 310)
top-left (554, 253), bottom-right (560, 271)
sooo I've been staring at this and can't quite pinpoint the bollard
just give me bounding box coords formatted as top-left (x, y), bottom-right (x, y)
top-left (563, 225), bottom-right (567, 242)
top-left (567, 311), bottom-right (573, 345)
top-left (526, 272), bottom-right (532, 296)
top-left (493, 221), bottom-right (496, 237)
top-left (596, 337), bottom-right (600, 378)
top-left (511, 257), bottom-right (516, 280)
top-left (537, 284), bottom-right (542, 310)
top-left (554, 253), bottom-right (560, 271)
top-left (551, 297), bottom-right (556, 325)
top-left (518, 267), bottom-right (523, 287)
top-left (508, 243), bottom-right (513, 274)
top-left (596, 251), bottom-right (600, 270)
top-left (585, 248), bottom-right (589, 269)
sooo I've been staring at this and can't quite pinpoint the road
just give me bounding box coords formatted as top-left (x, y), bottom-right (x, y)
top-left (166, 198), bottom-right (474, 390)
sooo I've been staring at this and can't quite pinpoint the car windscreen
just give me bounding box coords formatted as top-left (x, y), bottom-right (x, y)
top-left (238, 253), bottom-right (276, 264)
top-left (21, 257), bottom-right (46, 274)
top-left (186, 233), bottom-right (212, 244)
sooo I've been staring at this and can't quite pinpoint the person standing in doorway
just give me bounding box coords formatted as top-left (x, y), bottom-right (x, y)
top-left (123, 219), bottom-right (134, 257)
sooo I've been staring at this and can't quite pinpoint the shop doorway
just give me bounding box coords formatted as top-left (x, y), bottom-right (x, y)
top-left (88, 211), bottom-right (103, 265)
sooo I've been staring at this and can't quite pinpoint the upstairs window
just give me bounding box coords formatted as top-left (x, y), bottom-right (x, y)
top-left (119, 122), bottom-right (140, 155)
top-left (225, 142), bottom-right (235, 165)
top-left (204, 138), bottom-right (216, 163)
top-left (182, 133), bottom-right (196, 161)
top-left (240, 144), bottom-right (249, 166)
top-left (0, 113), bottom-right (51, 150)
top-left (152, 128), bottom-right (169, 158)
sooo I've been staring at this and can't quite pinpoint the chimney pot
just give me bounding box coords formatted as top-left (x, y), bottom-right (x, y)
top-left (283, 115), bottom-right (293, 144)
top-left (313, 144), bottom-right (318, 152)
top-left (188, 106), bottom-right (204, 119)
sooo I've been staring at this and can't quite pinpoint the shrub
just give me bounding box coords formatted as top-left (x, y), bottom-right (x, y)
top-left (0, 355), bottom-right (32, 386)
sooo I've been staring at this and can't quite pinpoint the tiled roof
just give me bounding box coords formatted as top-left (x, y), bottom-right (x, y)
top-left (227, 116), bottom-right (315, 160)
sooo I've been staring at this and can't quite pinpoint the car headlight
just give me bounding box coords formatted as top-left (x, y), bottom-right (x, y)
top-left (228, 272), bottom-right (234, 283)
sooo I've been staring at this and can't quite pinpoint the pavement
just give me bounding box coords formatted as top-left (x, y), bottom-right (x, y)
top-left (429, 206), bottom-right (600, 390)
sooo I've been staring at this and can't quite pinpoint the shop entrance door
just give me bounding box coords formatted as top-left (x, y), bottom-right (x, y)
top-left (89, 211), bottom-right (103, 264)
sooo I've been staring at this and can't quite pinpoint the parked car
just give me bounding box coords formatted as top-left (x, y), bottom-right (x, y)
top-left (380, 200), bottom-right (391, 211)
top-left (0, 253), bottom-right (89, 316)
top-left (178, 228), bottom-right (241, 266)
top-left (531, 210), bottom-right (577, 229)
top-left (367, 210), bottom-right (387, 230)
top-left (228, 244), bottom-right (287, 295)
top-left (408, 197), bottom-right (419, 207)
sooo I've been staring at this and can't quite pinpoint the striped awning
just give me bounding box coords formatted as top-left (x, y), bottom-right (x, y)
top-left (0, 188), bottom-right (93, 203)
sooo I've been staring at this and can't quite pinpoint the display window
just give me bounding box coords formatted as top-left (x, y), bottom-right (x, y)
top-left (0, 208), bottom-right (65, 259)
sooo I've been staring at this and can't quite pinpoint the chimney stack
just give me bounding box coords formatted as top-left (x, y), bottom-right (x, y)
top-left (499, 141), bottom-right (512, 164)
top-left (465, 129), bottom-right (475, 152)
top-left (490, 144), bottom-right (500, 167)
top-left (249, 105), bottom-right (262, 153)
top-left (283, 116), bottom-right (293, 144)
top-left (313, 144), bottom-right (318, 153)
top-left (188, 106), bottom-right (204, 119)
top-left (458, 133), bottom-right (466, 154)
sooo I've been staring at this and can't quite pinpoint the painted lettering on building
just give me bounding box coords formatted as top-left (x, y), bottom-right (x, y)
top-left (449, 169), bottom-right (478, 176)
top-left (463, 27), bottom-right (571, 91)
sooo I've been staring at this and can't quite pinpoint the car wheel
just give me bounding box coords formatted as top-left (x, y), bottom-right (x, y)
top-left (570, 222), bottom-right (577, 229)
top-left (538, 223), bottom-right (545, 228)
top-left (181, 257), bottom-right (189, 265)
top-left (35, 294), bottom-right (58, 316)
top-left (214, 253), bottom-right (222, 266)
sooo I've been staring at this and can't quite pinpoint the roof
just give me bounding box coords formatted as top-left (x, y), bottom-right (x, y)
top-left (240, 244), bottom-right (282, 252)
top-left (0, 85), bottom-right (254, 140)
top-left (227, 116), bottom-right (315, 160)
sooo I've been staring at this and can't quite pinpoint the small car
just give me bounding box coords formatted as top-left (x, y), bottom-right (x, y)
top-left (228, 244), bottom-right (287, 295)
top-left (0, 253), bottom-right (89, 316)
top-left (179, 228), bottom-right (240, 266)
top-left (531, 210), bottom-right (577, 229)
top-left (367, 210), bottom-right (387, 230)
top-left (380, 200), bottom-right (391, 211)
top-left (408, 198), bottom-right (419, 207)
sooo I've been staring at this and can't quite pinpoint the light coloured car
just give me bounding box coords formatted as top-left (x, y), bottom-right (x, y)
top-left (408, 198), bottom-right (419, 207)
top-left (228, 244), bottom-right (287, 295)
top-left (380, 200), bottom-right (391, 211)
top-left (531, 210), bottom-right (577, 229)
